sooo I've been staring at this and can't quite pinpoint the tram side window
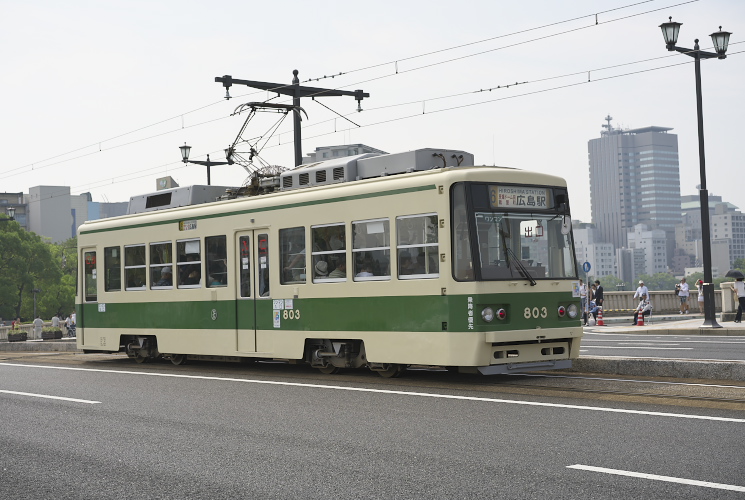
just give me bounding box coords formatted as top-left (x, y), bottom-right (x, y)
top-left (451, 183), bottom-right (474, 281)
top-left (124, 244), bottom-right (147, 290)
top-left (396, 214), bottom-right (439, 279)
top-left (206, 236), bottom-right (228, 288)
top-left (280, 227), bottom-right (305, 285)
top-left (104, 246), bottom-right (121, 292)
top-left (239, 236), bottom-right (250, 298)
top-left (177, 239), bottom-right (201, 288)
top-left (352, 218), bottom-right (390, 281)
top-left (83, 251), bottom-right (97, 302)
top-left (257, 233), bottom-right (269, 297)
top-left (312, 223), bottom-right (346, 282)
top-left (150, 241), bottom-right (173, 289)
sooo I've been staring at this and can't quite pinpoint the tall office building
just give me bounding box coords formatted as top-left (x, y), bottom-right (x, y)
top-left (588, 116), bottom-right (682, 259)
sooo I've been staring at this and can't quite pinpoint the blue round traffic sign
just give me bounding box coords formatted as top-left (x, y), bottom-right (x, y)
top-left (582, 262), bottom-right (591, 273)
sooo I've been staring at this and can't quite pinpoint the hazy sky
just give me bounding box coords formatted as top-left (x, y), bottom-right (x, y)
top-left (1, 0), bottom-right (742, 222)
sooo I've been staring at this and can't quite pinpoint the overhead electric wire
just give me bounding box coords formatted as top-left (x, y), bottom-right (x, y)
top-left (1, 0), bottom-right (686, 180)
top-left (52, 45), bottom-right (742, 201)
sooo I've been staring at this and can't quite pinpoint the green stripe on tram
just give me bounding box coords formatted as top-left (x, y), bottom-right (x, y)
top-left (79, 292), bottom-right (579, 333)
top-left (80, 184), bottom-right (437, 235)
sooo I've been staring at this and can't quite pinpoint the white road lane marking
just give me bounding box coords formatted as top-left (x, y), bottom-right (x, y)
top-left (516, 373), bottom-right (745, 389)
top-left (581, 346), bottom-right (693, 350)
top-left (2, 362), bottom-right (744, 423)
top-left (567, 465), bottom-right (745, 492)
top-left (0, 389), bottom-right (100, 404)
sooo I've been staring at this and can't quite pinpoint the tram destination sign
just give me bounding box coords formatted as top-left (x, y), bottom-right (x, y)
top-left (179, 220), bottom-right (197, 231)
top-left (490, 185), bottom-right (549, 210)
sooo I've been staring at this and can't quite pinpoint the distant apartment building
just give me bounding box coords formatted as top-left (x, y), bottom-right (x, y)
top-left (571, 221), bottom-right (616, 278)
top-left (3, 186), bottom-right (127, 243)
top-left (627, 223), bottom-right (668, 276)
top-left (588, 116), bottom-right (681, 261)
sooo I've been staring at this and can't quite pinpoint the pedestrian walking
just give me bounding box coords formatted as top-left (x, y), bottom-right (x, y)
top-left (733, 278), bottom-right (745, 323)
top-left (33, 316), bottom-right (44, 340)
top-left (676, 277), bottom-right (690, 314)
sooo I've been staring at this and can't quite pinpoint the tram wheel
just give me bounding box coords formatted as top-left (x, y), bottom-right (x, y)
top-left (170, 354), bottom-right (187, 366)
top-left (376, 364), bottom-right (404, 378)
top-left (133, 352), bottom-right (149, 364)
top-left (317, 365), bottom-right (341, 374)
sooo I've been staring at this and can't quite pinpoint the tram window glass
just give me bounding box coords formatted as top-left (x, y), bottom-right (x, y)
top-left (451, 184), bottom-right (474, 281)
top-left (311, 223), bottom-right (346, 283)
top-left (352, 218), bottom-right (390, 281)
top-left (397, 214), bottom-right (439, 279)
top-left (150, 241), bottom-right (173, 289)
top-left (104, 246), bottom-right (121, 292)
top-left (257, 233), bottom-right (269, 297)
top-left (124, 244), bottom-right (146, 290)
top-left (83, 251), bottom-right (97, 302)
top-left (206, 236), bottom-right (228, 288)
top-left (473, 213), bottom-right (574, 280)
top-left (280, 227), bottom-right (305, 285)
top-left (177, 239), bottom-right (201, 288)
top-left (239, 236), bottom-right (250, 298)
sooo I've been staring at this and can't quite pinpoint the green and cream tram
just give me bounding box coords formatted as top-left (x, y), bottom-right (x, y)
top-left (76, 148), bottom-right (583, 376)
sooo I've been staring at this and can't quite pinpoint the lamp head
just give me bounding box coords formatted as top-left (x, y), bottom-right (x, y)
top-left (659, 16), bottom-right (682, 50)
top-left (179, 143), bottom-right (191, 163)
top-left (710, 26), bottom-right (732, 59)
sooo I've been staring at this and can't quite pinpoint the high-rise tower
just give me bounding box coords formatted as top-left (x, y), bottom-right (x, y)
top-left (588, 116), bottom-right (682, 258)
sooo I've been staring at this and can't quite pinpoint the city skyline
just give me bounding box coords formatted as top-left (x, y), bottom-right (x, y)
top-left (1, 0), bottom-right (743, 223)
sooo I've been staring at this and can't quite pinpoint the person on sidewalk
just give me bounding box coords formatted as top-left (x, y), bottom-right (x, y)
top-left (594, 280), bottom-right (604, 307)
top-left (732, 278), bottom-right (745, 323)
top-left (676, 277), bottom-right (690, 314)
top-left (696, 279), bottom-right (705, 313)
top-left (632, 296), bottom-right (652, 325)
top-left (633, 280), bottom-right (649, 301)
top-left (33, 316), bottom-right (44, 340)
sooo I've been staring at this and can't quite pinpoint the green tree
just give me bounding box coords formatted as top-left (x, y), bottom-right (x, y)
top-left (0, 221), bottom-right (63, 321)
top-left (733, 258), bottom-right (745, 272)
top-left (638, 272), bottom-right (678, 291)
top-left (590, 275), bottom-right (627, 291)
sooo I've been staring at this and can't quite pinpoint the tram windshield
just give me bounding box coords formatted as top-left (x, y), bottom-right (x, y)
top-left (452, 182), bottom-right (577, 281)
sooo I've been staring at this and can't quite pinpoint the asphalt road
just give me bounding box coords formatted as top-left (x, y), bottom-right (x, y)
top-left (580, 331), bottom-right (745, 361)
top-left (1, 353), bottom-right (744, 499)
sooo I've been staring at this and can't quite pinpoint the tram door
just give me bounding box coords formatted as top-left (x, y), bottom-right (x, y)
top-left (235, 231), bottom-right (270, 352)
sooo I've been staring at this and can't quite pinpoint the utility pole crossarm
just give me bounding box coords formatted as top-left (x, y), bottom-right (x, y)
top-left (216, 70), bottom-right (370, 168)
top-left (215, 75), bottom-right (368, 100)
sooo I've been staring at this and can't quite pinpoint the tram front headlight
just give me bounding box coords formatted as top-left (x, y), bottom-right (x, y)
top-left (481, 307), bottom-right (495, 322)
top-left (567, 304), bottom-right (579, 319)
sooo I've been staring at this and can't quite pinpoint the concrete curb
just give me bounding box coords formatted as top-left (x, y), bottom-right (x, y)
top-left (568, 356), bottom-right (745, 382)
top-left (0, 340), bottom-right (80, 352)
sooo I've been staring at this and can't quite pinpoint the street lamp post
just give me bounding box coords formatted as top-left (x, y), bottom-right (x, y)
top-left (32, 288), bottom-right (41, 320)
top-left (179, 144), bottom-right (234, 186)
top-left (658, 18), bottom-right (731, 328)
top-left (0, 206), bottom-right (15, 222)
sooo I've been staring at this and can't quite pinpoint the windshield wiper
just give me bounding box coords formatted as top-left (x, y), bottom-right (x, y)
top-left (505, 247), bottom-right (537, 286)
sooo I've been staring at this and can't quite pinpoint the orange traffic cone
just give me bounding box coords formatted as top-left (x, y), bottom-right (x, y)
top-left (636, 312), bottom-right (644, 326)
top-left (596, 307), bottom-right (605, 326)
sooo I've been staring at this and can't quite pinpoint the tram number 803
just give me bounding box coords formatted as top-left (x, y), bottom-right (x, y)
top-left (524, 307), bottom-right (548, 319)
top-left (283, 309), bottom-right (301, 320)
